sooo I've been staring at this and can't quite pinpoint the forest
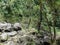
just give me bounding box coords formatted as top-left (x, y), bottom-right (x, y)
top-left (0, 0), bottom-right (60, 45)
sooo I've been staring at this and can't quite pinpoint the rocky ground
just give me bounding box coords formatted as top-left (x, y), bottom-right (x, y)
top-left (0, 22), bottom-right (59, 45)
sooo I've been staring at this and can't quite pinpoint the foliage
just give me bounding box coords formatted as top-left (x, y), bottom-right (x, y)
top-left (0, 0), bottom-right (60, 29)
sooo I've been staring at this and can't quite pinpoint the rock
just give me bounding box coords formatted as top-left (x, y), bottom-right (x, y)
top-left (7, 31), bottom-right (17, 37)
top-left (10, 35), bottom-right (19, 42)
top-left (4, 23), bottom-right (12, 32)
top-left (5, 41), bottom-right (16, 45)
top-left (1, 33), bottom-right (8, 42)
top-left (0, 22), bottom-right (12, 32)
top-left (0, 23), bottom-right (7, 29)
top-left (13, 23), bottom-right (21, 31)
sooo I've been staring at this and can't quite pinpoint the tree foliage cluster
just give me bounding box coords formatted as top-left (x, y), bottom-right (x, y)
top-left (0, 0), bottom-right (60, 29)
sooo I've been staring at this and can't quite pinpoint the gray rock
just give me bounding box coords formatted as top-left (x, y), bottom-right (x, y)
top-left (0, 23), bottom-right (7, 31)
top-left (7, 31), bottom-right (17, 37)
top-left (13, 23), bottom-right (22, 31)
top-left (4, 23), bottom-right (12, 32)
top-left (5, 41), bottom-right (16, 45)
top-left (0, 23), bottom-right (12, 32)
top-left (0, 33), bottom-right (8, 42)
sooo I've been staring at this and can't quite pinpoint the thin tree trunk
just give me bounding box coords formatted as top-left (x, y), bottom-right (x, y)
top-left (52, 8), bottom-right (57, 44)
top-left (37, 0), bottom-right (43, 32)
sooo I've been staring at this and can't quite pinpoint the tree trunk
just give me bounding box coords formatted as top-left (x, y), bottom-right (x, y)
top-left (37, 0), bottom-right (43, 32)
